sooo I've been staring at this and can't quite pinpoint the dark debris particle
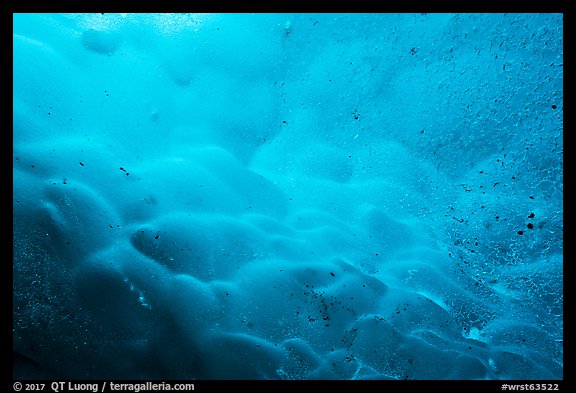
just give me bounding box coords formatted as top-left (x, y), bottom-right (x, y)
top-left (552, 105), bottom-right (557, 109)
top-left (154, 234), bottom-right (159, 240)
top-left (79, 162), bottom-right (84, 166)
top-left (119, 167), bottom-right (126, 172)
top-left (529, 195), bottom-right (534, 199)
top-left (527, 223), bottom-right (534, 229)
top-left (528, 212), bottom-right (535, 218)
top-left (330, 272), bottom-right (335, 277)
top-left (517, 230), bottom-right (524, 235)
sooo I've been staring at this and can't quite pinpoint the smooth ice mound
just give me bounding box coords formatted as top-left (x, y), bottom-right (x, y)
top-left (13, 13), bottom-right (563, 380)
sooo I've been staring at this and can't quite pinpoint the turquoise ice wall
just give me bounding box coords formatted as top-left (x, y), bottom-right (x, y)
top-left (13, 13), bottom-right (563, 380)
